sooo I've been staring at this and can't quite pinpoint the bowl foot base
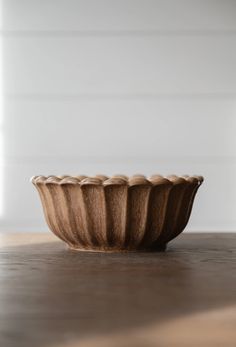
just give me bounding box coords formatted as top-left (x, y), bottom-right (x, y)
top-left (67, 244), bottom-right (167, 253)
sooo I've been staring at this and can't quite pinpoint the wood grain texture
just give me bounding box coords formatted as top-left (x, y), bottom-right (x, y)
top-left (32, 174), bottom-right (203, 251)
top-left (0, 232), bottom-right (236, 347)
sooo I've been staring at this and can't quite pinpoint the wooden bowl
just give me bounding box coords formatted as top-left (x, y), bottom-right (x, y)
top-left (31, 174), bottom-right (203, 252)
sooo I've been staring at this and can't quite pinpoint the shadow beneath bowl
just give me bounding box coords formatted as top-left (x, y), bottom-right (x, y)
top-left (0, 233), bottom-right (236, 347)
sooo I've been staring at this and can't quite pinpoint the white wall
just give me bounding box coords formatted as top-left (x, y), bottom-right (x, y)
top-left (0, 0), bottom-right (236, 232)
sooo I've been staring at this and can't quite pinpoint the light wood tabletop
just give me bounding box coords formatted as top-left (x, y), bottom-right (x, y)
top-left (0, 232), bottom-right (236, 347)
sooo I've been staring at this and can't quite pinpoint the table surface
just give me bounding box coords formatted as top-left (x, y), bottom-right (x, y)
top-left (0, 232), bottom-right (236, 347)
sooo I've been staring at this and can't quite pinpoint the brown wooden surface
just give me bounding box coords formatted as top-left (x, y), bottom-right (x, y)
top-left (0, 232), bottom-right (236, 347)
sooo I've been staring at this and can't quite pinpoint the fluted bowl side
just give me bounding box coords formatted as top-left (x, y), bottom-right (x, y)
top-left (31, 174), bottom-right (203, 251)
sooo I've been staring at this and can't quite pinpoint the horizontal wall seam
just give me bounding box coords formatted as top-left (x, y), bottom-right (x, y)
top-left (1, 29), bottom-right (236, 38)
top-left (4, 93), bottom-right (236, 101)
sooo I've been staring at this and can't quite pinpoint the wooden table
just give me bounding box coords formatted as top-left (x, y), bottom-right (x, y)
top-left (0, 233), bottom-right (236, 347)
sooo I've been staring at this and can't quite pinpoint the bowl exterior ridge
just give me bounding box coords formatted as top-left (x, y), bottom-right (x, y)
top-left (32, 174), bottom-right (203, 251)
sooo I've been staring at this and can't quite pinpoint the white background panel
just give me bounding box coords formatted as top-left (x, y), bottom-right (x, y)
top-left (1, 0), bottom-right (236, 32)
top-left (4, 36), bottom-right (236, 95)
top-left (4, 99), bottom-right (236, 157)
top-left (0, 0), bottom-right (236, 232)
